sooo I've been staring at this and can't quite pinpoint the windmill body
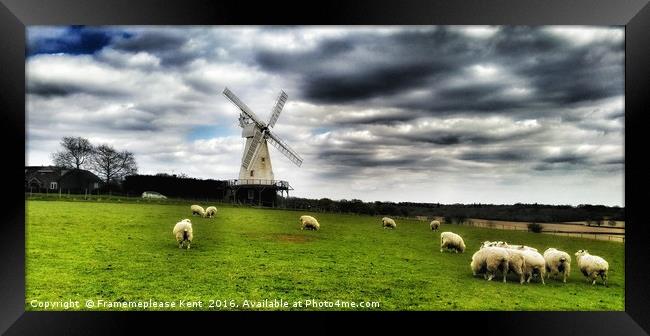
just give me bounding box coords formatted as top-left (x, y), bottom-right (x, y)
top-left (239, 128), bottom-right (274, 181)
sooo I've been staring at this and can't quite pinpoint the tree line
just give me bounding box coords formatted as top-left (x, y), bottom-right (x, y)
top-left (51, 136), bottom-right (138, 186)
top-left (281, 197), bottom-right (624, 224)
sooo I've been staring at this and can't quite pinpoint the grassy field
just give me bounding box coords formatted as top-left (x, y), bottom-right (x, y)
top-left (26, 200), bottom-right (624, 311)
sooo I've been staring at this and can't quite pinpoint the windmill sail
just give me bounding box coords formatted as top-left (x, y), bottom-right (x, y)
top-left (267, 130), bottom-right (303, 167)
top-left (267, 90), bottom-right (288, 128)
top-left (241, 129), bottom-right (264, 170)
top-left (223, 87), bottom-right (266, 127)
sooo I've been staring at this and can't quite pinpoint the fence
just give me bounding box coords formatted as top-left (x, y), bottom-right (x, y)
top-left (25, 192), bottom-right (228, 206)
top-left (543, 231), bottom-right (625, 243)
top-left (459, 220), bottom-right (625, 243)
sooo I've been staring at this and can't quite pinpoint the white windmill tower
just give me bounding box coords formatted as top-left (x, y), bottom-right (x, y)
top-left (222, 87), bottom-right (303, 205)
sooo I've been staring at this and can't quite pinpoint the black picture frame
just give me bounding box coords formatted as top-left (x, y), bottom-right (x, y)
top-left (1, 0), bottom-right (649, 334)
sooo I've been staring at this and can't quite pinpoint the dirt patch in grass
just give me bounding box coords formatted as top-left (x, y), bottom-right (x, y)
top-left (273, 234), bottom-right (314, 243)
top-left (240, 232), bottom-right (315, 243)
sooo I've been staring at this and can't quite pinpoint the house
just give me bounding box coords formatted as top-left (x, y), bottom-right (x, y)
top-left (25, 166), bottom-right (102, 193)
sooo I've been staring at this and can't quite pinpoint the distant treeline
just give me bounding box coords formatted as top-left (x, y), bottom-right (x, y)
top-left (123, 174), bottom-right (227, 199)
top-left (282, 197), bottom-right (624, 223)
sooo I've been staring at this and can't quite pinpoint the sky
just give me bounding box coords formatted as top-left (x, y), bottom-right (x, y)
top-left (25, 26), bottom-right (625, 206)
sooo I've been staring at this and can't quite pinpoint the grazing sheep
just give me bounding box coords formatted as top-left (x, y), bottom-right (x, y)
top-left (480, 241), bottom-right (495, 248)
top-left (507, 244), bottom-right (538, 252)
top-left (173, 219), bottom-right (193, 249)
top-left (382, 217), bottom-right (397, 229)
top-left (205, 206), bottom-right (218, 218)
top-left (430, 220), bottom-right (441, 231)
top-left (440, 231), bottom-right (466, 253)
top-left (519, 249), bottom-right (546, 284)
top-left (503, 249), bottom-right (527, 284)
top-left (575, 250), bottom-right (609, 286)
top-left (471, 247), bottom-right (527, 284)
top-left (480, 241), bottom-right (507, 248)
top-left (470, 247), bottom-right (509, 283)
top-left (300, 215), bottom-right (320, 231)
top-left (543, 248), bottom-right (572, 283)
top-left (191, 204), bottom-right (206, 217)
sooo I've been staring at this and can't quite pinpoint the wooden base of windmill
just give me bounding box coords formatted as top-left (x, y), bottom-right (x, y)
top-left (226, 179), bottom-right (293, 208)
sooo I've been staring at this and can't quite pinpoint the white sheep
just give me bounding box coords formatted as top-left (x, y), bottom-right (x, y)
top-left (574, 250), bottom-right (609, 286)
top-left (507, 244), bottom-right (538, 252)
top-left (543, 248), bottom-right (571, 283)
top-left (503, 249), bottom-right (527, 284)
top-left (430, 220), bottom-right (441, 231)
top-left (440, 231), bottom-right (466, 253)
top-left (471, 246), bottom-right (526, 284)
top-left (173, 219), bottom-right (193, 249)
top-left (519, 249), bottom-right (546, 284)
top-left (205, 206), bottom-right (218, 218)
top-left (382, 217), bottom-right (397, 229)
top-left (191, 204), bottom-right (206, 217)
top-left (480, 241), bottom-right (507, 248)
top-left (300, 215), bottom-right (320, 231)
top-left (470, 246), bottom-right (509, 282)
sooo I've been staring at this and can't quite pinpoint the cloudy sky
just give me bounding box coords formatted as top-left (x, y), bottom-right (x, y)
top-left (26, 26), bottom-right (624, 206)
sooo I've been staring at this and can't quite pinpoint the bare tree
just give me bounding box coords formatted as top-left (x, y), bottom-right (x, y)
top-left (51, 136), bottom-right (94, 169)
top-left (89, 144), bottom-right (138, 186)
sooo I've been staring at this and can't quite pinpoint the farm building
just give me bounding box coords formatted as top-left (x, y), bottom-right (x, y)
top-left (25, 166), bottom-right (102, 193)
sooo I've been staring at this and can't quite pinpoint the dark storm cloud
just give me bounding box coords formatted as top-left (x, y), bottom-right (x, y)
top-left (254, 26), bottom-right (623, 120)
top-left (399, 83), bottom-right (530, 114)
top-left (111, 30), bottom-right (198, 66)
top-left (492, 26), bottom-right (623, 104)
top-left (319, 148), bottom-right (419, 167)
top-left (255, 27), bottom-right (478, 105)
top-left (542, 153), bottom-right (591, 164)
top-left (27, 81), bottom-right (126, 98)
top-left (300, 63), bottom-right (444, 104)
top-left (459, 148), bottom-right (536, 162)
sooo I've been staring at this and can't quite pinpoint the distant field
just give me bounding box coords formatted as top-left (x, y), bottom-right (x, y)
top-left (468, 218), bottom-right (625, 232)
top-left (26, 200), bottom-right (624, 311)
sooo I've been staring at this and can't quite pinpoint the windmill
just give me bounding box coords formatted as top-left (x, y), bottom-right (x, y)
top-left (222, 87), bottom-right (303, 205)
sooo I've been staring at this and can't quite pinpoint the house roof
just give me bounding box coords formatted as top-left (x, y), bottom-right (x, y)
top-left (25, 166), bottom-right (102, 185)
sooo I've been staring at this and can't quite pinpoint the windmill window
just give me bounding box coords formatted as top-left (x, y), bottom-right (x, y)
top-left (50, 182), bottom-right (58, 190)
top-left (248, 190), bottom-right (254, 199)
top-left (250, 170), bottom-right (254, 177)
top-left (261, 157), bottom-right (265, 162)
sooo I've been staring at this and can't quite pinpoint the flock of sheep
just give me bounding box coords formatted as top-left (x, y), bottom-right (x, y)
top-left (437, 229), bottom-right (610, 286)
top-left (172, 204), bottom-right (218, 249)
top-left (384, 217), bottom-right (609, 287)
top-left (171, 208), bottom-right (611, 286)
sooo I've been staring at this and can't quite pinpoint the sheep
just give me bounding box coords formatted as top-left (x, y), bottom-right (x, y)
top-left (471, 247), bottom-right (527, 284)
top-left (482, 241), bottom-right (537, 251)
top-left (574, 250), bottom-right (609, 286)
top-left (191, 204), bottom-right (206, 217)
top-left (543, 248), bottom-right (571, 283)
top-left (503, 249), bottom-right (527, 284)
top-left (430, 220), bottom-right (441, 231)
top-left (173, 219), bottom-right (193, 249)
top-left (519, 249), bottom-right (546, 284)
top-left (480, 241), bottom-right (508, 249)
top-left (440, 231), bottom-right (466, 253)
top-left (300, 215), bottom-right (320, 231)
top-left (507, 244), bottom-right (538, 252)
top-left (382, 217), bottom-right (397, 229)
top-left (471, 247), bottom-right (509, 282)
top-left (205, 206), bottom-right (218, 218)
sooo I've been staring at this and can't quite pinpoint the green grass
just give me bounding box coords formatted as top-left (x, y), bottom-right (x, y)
top-left (26, 200), bottom-right (624, 311)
